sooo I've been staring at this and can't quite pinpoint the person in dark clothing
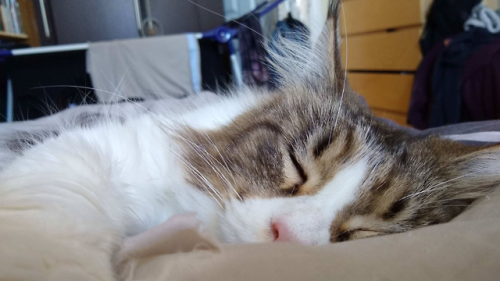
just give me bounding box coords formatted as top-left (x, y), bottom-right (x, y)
top-left (429, 28), bottom-right (499, 128)
top-left (410, 28), bottom-right (500, 129)
top-left (227, 12), bottom-right (269, 87)
top-left (420, 0), bottom-right (481, 56)
top-left (462, 36), bottom-right (500, 122)
top-left (408, 41), bottom-right (447, 129)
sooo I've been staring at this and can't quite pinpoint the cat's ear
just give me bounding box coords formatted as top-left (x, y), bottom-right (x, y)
top-left (438, 143), bottom-right (500, 202)
top-left (326, 0), bottom-right (349, 94)
top-left (267, 0), bottom-right (351, 94)
top-left (410, 141), bottom-right (500, 223)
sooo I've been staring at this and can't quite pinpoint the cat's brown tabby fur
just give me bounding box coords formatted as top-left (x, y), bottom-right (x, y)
top-left (182, 1), bottom-right (499, 243)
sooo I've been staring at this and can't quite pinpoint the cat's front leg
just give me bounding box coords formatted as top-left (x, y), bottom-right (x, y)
top-left (119, 213), bottom-right (203, 261)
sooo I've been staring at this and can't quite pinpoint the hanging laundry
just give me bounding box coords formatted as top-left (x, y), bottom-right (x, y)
top-left (465, 4), bottom-right (500, 33)
top-left (87, 34), bottom-right (201, 103)
top-left (227, 13), bottom-right (270, 86)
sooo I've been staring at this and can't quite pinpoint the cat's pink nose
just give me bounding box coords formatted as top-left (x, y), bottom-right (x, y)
top-left (271, 220), bottom-right (294, 242)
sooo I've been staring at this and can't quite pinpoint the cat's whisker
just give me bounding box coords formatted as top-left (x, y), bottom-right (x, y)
top-left (177, 160), bottom-right (224, 208)
top-left (402, 172), bottom-right (480, 200)
top-left (193, 147), bottom-right (235, 195)
top-left (171, 127), bottom-right (238, 200)
top-left (199, 132), bottom-right (241, 199)
top-left (185, 0), bottom-right (265, 40)
top-left (38, 85), bottom-right (59, 117)
top-left (62, 85), bottom-right (169, 124)
top-left (201, 132), bottom-right (235, 177)
top-left (167, 146), bottom-right (224, 205)
top-left (97, 67), bottom-right (118, 95)
top-left (31, 84), bottom-right (148, 122)
top-left (160, 122), bottom-right (235, 204)
top-left (364, 115), bottom-right (374, 140)
top-left (120, 117), bottom-right (225, 208)
top-left (111, 68), bottom-right (130, 99)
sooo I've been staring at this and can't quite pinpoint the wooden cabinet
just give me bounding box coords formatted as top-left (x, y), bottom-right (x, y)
top-left (340, 0), bottom-right (431, 36)
top-left (347, 73), bottom-right (413, 114)
top-left (341, 0), bottom-right (497, 126)
top-left (0, 30), bottom-right (27, 41)
top-left (342, 27), bottom-right (422, 71)
top-left (0, 0), bottom-right (40, 46)
top-left (340, 0), bottom-right (432, 126)
top-left (18, 0), bottom-right (40, 47)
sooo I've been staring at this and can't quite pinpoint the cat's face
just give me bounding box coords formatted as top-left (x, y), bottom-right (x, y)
top-left (179, 2), bottom-right (498, 245)
top-left (180, 90), bottom-right (498, 245)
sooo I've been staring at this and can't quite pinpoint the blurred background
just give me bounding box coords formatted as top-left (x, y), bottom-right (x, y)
top-left (341, 0), bottom-right (500, 129)
top-left (0, 0), bottom-right (499, 131)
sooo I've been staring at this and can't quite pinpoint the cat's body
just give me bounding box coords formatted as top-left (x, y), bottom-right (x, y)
top-left (1, 2), bottom-right (499, 280)
top-left (0, 92), bottom-right (263, 280)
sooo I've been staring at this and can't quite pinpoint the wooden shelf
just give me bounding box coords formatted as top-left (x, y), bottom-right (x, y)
top-left (0, 31), bottom-right (28, 41)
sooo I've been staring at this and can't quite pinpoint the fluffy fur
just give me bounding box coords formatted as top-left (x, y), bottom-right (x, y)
top-left (0, 1), bottom-right (498, 280)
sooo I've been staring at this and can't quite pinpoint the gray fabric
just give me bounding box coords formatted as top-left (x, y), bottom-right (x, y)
top-left (87, 34), bottom-right (200, 103)
top-left (421, 119), bottom-right (500, 135)
top-left (446, 132), bottom-right (500, 143)
top-left (382, 118), bottom-right (500, 146)
top-left (418, 120), bottom-right (500, 146)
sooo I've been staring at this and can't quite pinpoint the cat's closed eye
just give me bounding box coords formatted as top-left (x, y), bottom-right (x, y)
top-left (335, 229), bottom-right (381, 242)
top-left (280, 149), bottom-right (307, 196)
top-left (284, 184), bottom-right (300, 196)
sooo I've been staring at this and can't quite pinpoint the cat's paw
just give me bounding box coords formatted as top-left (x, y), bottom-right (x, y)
top-left (120, 213), bottom-right (204, 260)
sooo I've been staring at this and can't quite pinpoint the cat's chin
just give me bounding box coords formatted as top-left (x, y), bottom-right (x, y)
top-left (217, 234), bottom-right (274, 244)
top-left (214, 199), bottom-right (282, 244)
top-left (216, 216), bottom-right (275, 244)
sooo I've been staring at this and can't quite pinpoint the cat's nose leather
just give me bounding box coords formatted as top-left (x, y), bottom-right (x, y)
top-left (271, 220), bottom-right (294, 242)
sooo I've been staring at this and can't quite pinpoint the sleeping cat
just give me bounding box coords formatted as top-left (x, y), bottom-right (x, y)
top-left (0, 1), bottom-right (498, 280)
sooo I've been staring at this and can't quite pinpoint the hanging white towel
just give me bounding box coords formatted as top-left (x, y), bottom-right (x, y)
top-left (86, 34), bottom-right (201, 103)
top-left (465, 4), bottom-right (500, 33)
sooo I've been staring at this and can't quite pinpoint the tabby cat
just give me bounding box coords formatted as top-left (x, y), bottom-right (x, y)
top-left (0, 1), bottom-right (497, 280)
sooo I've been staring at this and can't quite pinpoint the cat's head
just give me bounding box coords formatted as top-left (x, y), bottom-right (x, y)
top-left (179, 1), bottom-right (499, 245)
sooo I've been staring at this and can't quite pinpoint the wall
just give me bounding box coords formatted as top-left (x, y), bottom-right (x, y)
top-left (49, 0), bottom-right (225, 45)
top-left (148, 0), bottom-right (224, 35)
top-left (483, 0), bottom-right (499, 10)
top-left (50, 0), bottom-right (140, 44)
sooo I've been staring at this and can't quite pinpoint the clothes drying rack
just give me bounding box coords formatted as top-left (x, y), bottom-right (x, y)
top-left (1, 0), bottom-right (286, 122)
